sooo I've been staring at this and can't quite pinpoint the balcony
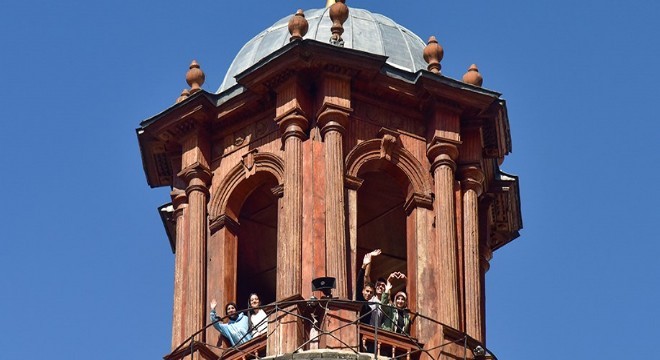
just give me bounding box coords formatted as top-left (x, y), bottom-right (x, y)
top-left (165, 296), bottom-right (495, 360)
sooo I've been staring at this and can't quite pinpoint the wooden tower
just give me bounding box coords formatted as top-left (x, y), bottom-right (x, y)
top-left (138, 2), bottom-right (522, 359)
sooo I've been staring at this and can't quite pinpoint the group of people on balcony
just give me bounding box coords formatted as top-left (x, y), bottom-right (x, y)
top-left (209, 248), bottom-right (411, 347)
top-left (357, 249), bottom-right (412, 335)
top-left (209, 293), bottom-right (267, 346)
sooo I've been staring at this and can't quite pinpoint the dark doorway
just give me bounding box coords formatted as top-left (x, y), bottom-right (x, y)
top-left (236, 182), bottom-right (278, 309)
top-left (357, 170), bottom-right (408, 295)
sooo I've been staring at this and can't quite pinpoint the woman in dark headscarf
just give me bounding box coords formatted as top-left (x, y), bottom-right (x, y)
top-left (209, 299), bottom-right (252, 346)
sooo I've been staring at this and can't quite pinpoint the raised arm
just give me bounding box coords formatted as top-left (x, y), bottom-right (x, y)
top-left (362, 249), bottom-right (381, 285)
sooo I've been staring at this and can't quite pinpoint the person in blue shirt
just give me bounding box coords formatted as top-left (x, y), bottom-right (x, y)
top-left (210, 299), bottom-right (252, 346)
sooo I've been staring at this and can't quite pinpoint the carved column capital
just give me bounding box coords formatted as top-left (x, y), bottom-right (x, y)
top-left (209, 214), bottom-right (240, 234)
top-left (178, 162), bottom-right (212, 196)
top-left (480, 243), bottom-right (493, 272)
top-left (427, 139), bottom-right (459, 172)
top-left (317, 104), bottom-right (350, 136)
top-left (271, 184), bottom-right (285, 198)
top-left (170, 189), bottom-right (188, 219)
top-left (459, 165), bottom-right (485, 196)
top-left (344, 175), bottom-right (364, 191)
top-left (276, 110), bottom-right (309, 142)
top-left (404, 192), bottom-right (434, 214)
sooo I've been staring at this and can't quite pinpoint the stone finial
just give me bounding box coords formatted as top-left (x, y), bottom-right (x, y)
top-left (176, 89), bottom-right (190, 103)
top-left (186, 60), bottom-right (205, 93)
top-left (288, 9), bottom-right (309, 42)
top-left (329, 0), bottom-right (348, 46)
top-left (462, 64), bottom-right (483, 87)
top-left (423, 36), bottom-right (444, 74)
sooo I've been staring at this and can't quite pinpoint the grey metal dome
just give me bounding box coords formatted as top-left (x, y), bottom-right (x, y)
top-left (218, 7), bottom-right (429, 93)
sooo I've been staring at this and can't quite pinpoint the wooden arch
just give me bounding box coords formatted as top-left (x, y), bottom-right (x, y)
top-left (208, 151), bottom-right (284, 227)
top-left (345, 136), bottom-right (433, 203)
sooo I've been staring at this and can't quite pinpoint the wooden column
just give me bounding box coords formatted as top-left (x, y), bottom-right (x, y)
top-left (426, 141), bottom-right (460, 329)
top-left (405, 196), bottom-right (435, 342)
top-left (275, 78), bottom-right (309, 299)
top-left (345, 176), bottom-right (363, 300)
top-left (460, 166), bottom-right (485, 343)
top-left (318, 107), bottom-right (349, 298)
top-left (170, 189), bottom-right (188, 350)
top-left (207, 215), bottom-right (239, 348)
top-left (318, 74), bottom-right (351, 299)
top-left (178, 130), bottom-right (211, 349)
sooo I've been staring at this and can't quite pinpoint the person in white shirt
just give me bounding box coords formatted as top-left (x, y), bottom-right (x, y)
top-left (247, 293), bottom-right (268, 337)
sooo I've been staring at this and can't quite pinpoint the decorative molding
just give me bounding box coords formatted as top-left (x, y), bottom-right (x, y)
top-left (459, 165), bottom-right (485, 196)
top-left (208, 152), bottom-right (285, 221)
top-left (276, 109), bottom-right (309, 142)
top-left (376, 128), bottom-right (400, 161)
top-left (404, 192), bottom-right (434, 214)
top-left (263, 69), bottom-right (297, 91)
top-left (344, 175), bottom-right (364, 191)
top-left (270, 184), bottom-right (285, 198)
top-left (242, 150), bottom-right (259, 178)
top-left (209, 214), bottom-right (240, 234)
top-left (345, 138), bottom-right (433, 199)
top-left (427, 137), bottom-right (461, 173)
top-left (212, 118), bottom-right (277, 160)
top-left (170, 189), bottom-right (188, 218)
top-left (317, 104), bottom-right (351, 136)
top-left (178, 162), bottom-right (212, 184)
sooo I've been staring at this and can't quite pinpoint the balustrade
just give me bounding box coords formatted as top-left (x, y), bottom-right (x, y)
top-left (165, 298), bottom-right (495, 360)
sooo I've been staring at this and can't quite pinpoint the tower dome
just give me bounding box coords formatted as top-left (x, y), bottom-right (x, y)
top-left (218, 7), bottom-right (428, 93)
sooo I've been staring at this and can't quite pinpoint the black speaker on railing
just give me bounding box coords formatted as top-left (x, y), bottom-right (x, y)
top-left (311, 277), bottom-right (336, 298)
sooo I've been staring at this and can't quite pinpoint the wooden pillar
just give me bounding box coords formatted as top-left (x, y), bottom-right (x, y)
top-left (270, 78), bottom-right (311, 354)
top-left (178, 131), bottom-right (211, 349)
top-left (460, 166), bottom-right (485, 343)
top-left (207, 215), bottom-right (239, 348)
top-left (170, 189), bottom-right (188, 350)
top-left (318, 74), bottom-right (351, 299)
top-left (345, 176), bottom-right (363, 300)
top-left (405, 195), bottom-right (435, 342)
top-left (426, 141), bottom-right (460, 329)
top-left (275, 78), bottom-right (309, 299)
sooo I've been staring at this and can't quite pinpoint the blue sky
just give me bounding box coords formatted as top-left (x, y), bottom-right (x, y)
top-left (1, 1), bottom-right (659, 359)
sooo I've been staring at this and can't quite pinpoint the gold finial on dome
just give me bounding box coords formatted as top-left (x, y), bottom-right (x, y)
top-left (423, 36), bottom-right (444, 74)
top-left (176, 89), bottom-right (190, 104)
top-left (288, 9), bottom-right (309, 42)
top-left (329, 0), bottom-right (348, 46)
top-left (326, 0), bottom-right (336, 8)
top-left (462, 64), bottom-right (483, 87)
top-left (186, 60), bottom-right (205, 93)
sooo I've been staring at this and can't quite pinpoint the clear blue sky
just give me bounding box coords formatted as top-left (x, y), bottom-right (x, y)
top-left (1, 1), bottom-right (658, 359)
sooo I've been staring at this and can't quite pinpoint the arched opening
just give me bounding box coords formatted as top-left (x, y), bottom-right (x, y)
top-left (236, 181), bottom-right (278, 308)
top-left (357, 168), bottom-right (408, 296)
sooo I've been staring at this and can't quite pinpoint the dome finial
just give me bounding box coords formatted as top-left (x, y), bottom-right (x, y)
top-left (423, 36), bottom-right (444, 74)
top-left (176, 89), bottom-right (190, 104)
top-left (329, 0), bottom-right (348, 47)
top-left (462, 64), bottom-right (483, 87)
top-left (288, 9), bottom-right (309, 42)
top-left (186, 60), bottom-right (205, 93)
top-left (326, 0), bottom-right (336, 8)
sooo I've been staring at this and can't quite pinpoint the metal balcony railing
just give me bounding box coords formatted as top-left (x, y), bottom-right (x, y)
top-left (166, 297), bottom-right (495, 360)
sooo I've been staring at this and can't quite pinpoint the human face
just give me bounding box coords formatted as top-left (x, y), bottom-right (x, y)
top-left (395, 295), bottom-right (407, 309)
top-left (375, 281), bottom-right (386, 296)
top-left (362, 285), bottom-right (374, 300)
top-left (226, 304), bottom-right (237, 316)
top-left (249, 294), bottom-right (260, 308)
